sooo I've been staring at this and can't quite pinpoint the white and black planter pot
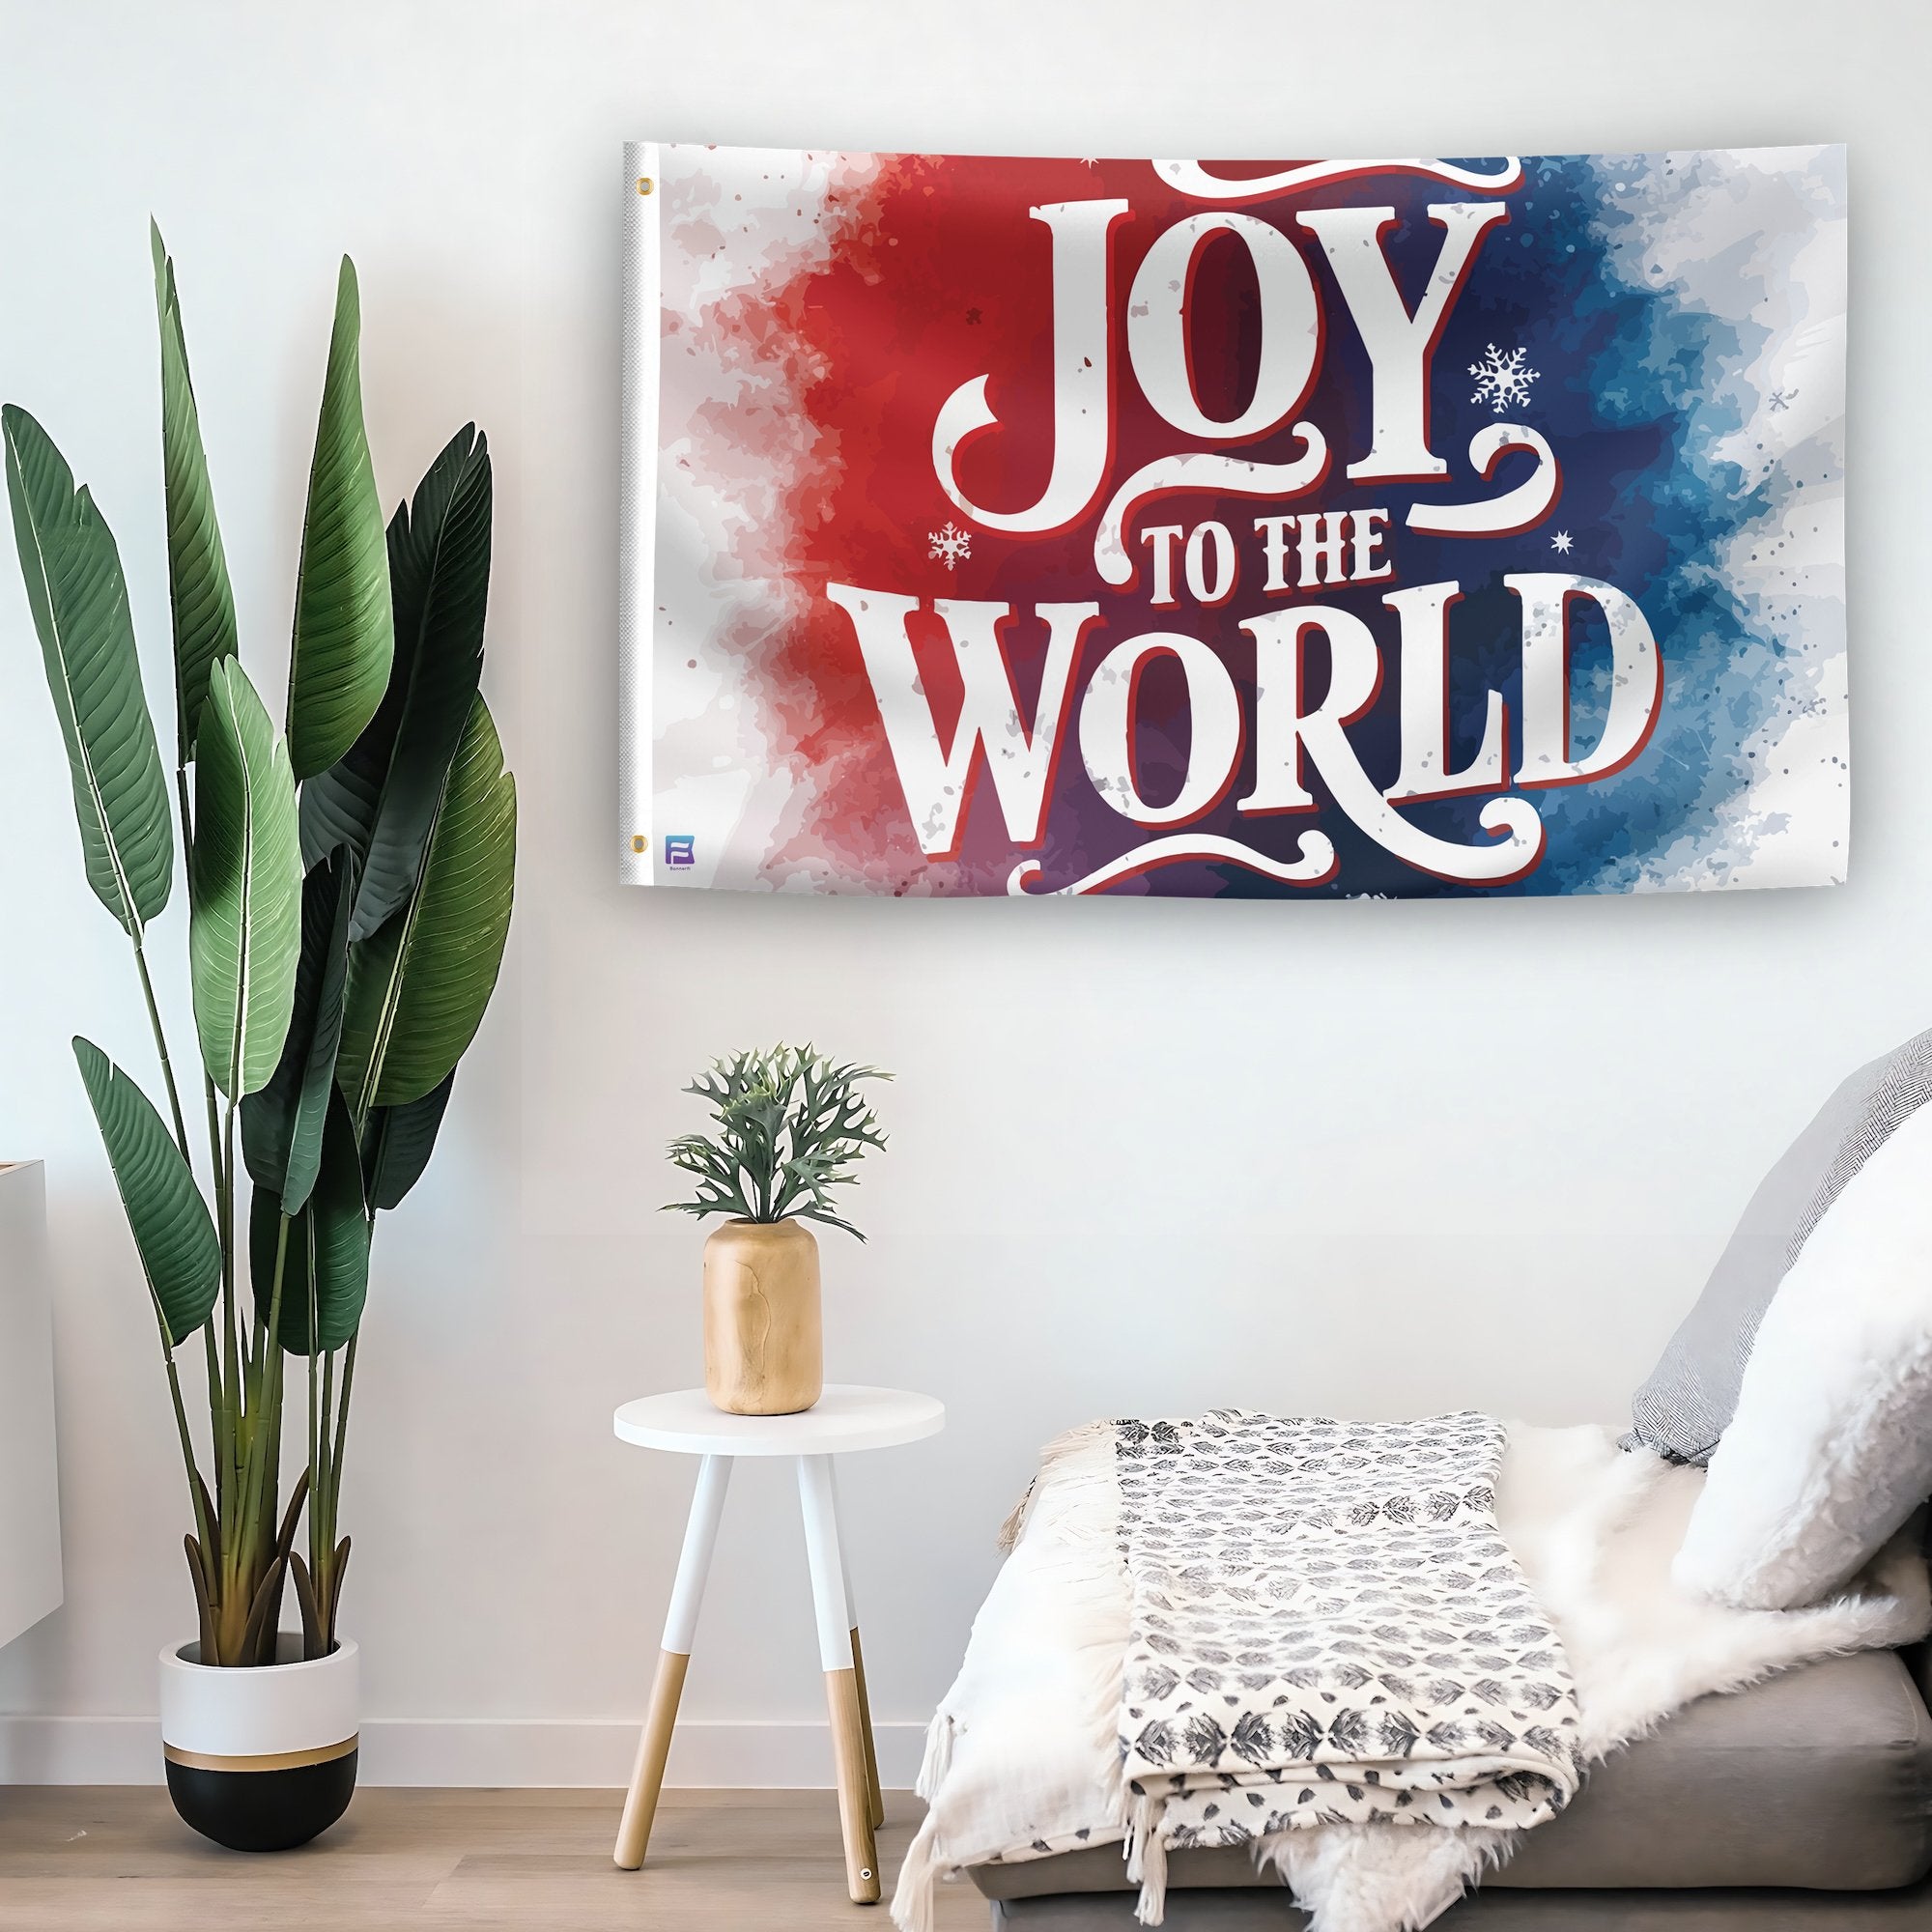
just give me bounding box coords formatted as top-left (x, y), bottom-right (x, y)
top-left (158, 1635), bottom-right (358, 1852)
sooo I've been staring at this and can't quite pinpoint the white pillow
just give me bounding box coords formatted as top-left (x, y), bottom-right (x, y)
top-left (1673, 1097), bottom-right (1932, 1610)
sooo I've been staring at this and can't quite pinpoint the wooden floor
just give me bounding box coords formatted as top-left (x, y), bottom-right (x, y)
top-left (0, 1786), bottom-right (987, 1930)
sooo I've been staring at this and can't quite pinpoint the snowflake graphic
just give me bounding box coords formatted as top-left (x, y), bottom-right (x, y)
top-left (1469, 342), bottom-right (1540, 414)
top-left (1550, 530), bottom-right (1573, 555)
top-left (927, 521), bottom-right (973, 569)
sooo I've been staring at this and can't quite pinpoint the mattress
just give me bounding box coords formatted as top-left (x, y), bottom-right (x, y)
top-left (969, 1648), bottom-right (1932, 1898)
top-left (986, 1878), bottom-right (1932, 1929)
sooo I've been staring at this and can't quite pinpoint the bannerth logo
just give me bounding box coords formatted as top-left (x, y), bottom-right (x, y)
top-left (664, 834), bottom-right (696, 869)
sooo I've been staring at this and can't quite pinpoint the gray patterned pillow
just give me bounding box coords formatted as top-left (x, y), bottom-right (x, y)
top-left (1625, 1026), bottom-right (1932, 1464)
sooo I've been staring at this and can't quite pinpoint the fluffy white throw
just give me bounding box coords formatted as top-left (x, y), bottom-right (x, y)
top-left (894, 1421), bottom-right (1930, 1932)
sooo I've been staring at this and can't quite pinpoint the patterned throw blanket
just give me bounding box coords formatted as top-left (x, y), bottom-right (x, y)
top-left (1114, 1411), bottom-right (1583, 1918)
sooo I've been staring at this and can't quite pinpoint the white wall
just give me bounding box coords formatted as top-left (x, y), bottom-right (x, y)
top-left (1, 0), bottom-right (1926, 1786)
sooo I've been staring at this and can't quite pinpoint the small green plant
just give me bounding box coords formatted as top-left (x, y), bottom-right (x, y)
top-left (665, 1045), bottom-right (890, 1238)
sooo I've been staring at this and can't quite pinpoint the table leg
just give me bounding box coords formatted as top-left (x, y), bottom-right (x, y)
top-left (828, 1461), bottom-right (885, 1830)
top-left (613, 1454), bottom-right (732, 1870)
top-left (798, 1454), bottom-right (881, 1904)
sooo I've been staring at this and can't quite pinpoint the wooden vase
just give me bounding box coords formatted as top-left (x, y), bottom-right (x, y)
top-left (702, 1218), bottom-right (823, 1415)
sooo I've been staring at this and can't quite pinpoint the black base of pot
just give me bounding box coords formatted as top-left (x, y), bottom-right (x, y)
top-left (165, 1749), bottom-right (356, 1852)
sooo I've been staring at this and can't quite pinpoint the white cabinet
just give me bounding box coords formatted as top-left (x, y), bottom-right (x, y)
top-left (0, 1162), bottom-right (62, 1648)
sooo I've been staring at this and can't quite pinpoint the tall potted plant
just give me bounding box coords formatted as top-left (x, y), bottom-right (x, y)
top-left (4, 227), bottom-right (515, 1851)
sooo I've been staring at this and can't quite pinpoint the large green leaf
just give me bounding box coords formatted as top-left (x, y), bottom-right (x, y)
top-left (287, 258), bottom-right (392, 781)
top-left (338, 695), bottom-right (515, 1115)
top-left (189, 658), bottom-right (302, 1098)
top-left (4, 405), bottom-right (174, 936)
top-left (360, 1069), bottom-right (454, 1212)
top-left (242, 848), bottom-right (355, 1213)
top-left (300, 425), bottom-right (491, 939)
top-left (250, 1088), bottom-right (369, 1355)
top-left (73, 1037), bottom-right (219, 1348)
top-left (151, 224), bottom-right (238, 763)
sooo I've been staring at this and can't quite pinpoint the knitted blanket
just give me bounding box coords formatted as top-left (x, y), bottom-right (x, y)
top-left (1111, 1411), bottom-right (1582, 1919)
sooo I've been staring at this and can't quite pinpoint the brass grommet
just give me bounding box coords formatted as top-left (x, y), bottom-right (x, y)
top-left (637, 176), bottom-right (654, 196)
top-left (631, 835), bottom-right (646, 853)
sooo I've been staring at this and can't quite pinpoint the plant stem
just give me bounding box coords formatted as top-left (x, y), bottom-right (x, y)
top-left (219, 1096), bottom-right (240, 1467)
top-left (307, 1333), bottom-right (321, 1540)
top-left (200, 1075), bottom-right (227, 1511)
top-left (217, 1212), bottom-right (288, 1663)
top-left (331, 1333), bottom-right (356, 1494)
top-left (214, 1096), bottom-right (242, 1634)
top-left (202, 1321), bottom-right (225, 1524)
top-left (318, 1335), bottom-right (355, 1651)
top-left (314, 1346), bottom-right (336, 1565)
top-left (242, 1215), bottom-right (291, 1583)
top-left (162, 1349), bottom-right (213, 1563)
top-left (130, 938), bottom-right (190, 1164)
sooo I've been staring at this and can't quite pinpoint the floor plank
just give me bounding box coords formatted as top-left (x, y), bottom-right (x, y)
top-left (0, 1787), bottom-right (985, 1930)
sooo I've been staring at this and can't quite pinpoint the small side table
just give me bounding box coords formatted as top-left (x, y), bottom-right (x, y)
top-left (611, 1384), bottom-right (945, 1903)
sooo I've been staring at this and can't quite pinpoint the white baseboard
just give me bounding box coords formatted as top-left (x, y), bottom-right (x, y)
top-left (0, 1715), bottom-right (928, 1788)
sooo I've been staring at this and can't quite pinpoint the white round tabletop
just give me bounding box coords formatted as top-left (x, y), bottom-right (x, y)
top-left (612, 1383), bottom-right (945, 1458)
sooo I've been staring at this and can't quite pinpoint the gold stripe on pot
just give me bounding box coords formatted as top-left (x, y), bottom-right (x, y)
top-left (163, 1735), bottom-right (358, 1774)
